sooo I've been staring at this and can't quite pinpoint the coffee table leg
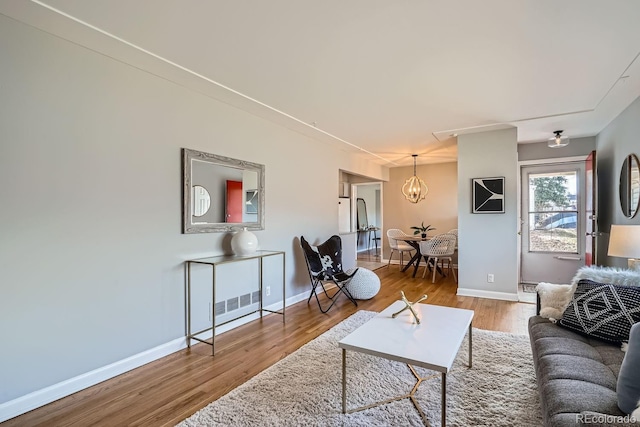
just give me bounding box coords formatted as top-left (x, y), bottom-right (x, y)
top-left (342, 349), bottom-right (346, 414)
top-left (441, 372), bottom-right (447, 426)
top-left (469, 323), bottom-right (473, 368)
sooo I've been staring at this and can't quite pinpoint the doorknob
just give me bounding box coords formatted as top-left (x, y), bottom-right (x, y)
top-left (585, 231), bottom-right (602, 237)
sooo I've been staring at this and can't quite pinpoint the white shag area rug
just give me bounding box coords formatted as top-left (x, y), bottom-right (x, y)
top-left (178, 311), bottom-right (542, 427)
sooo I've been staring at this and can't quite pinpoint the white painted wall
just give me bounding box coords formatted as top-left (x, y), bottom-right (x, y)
top-left (457, 129), bottom-right (519, 300)
top-left (596, 96), bottom-right (640, 267)
top-left (0, 15), bottom-right (387, 413)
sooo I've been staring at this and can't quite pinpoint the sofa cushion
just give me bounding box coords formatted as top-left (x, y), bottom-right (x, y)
top-left (537, 353), bottom-right (618, 390)
top-left (559, 279), bottom-right (640, 343)
top-left (542, 379), bottom-right (623, 420)
top-left (618, 322), bottom-right (640, 414)
top-left (535, 337), bottom-right (614, 364)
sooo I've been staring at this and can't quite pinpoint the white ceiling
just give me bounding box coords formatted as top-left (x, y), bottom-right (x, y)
top-left (4, 0), bottom-right (640, 166)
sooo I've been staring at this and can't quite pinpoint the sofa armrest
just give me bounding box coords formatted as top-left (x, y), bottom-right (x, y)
top-left (578, 411), bottom-right (640, 426)
top-left (536, 291), bottom-right (541, 315)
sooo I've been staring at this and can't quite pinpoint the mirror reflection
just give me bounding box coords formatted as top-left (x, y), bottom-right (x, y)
top-left (619, 153), bottom-right (640, 219)
top-left (356, 198), bottom-right (369, 229)
top-left (182, 148), bottom-right (265, 233)
top-left (192, 185), bottom-right (211, 217)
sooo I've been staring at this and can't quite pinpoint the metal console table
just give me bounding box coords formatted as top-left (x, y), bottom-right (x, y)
top-left (186, 250), bottom-right (285, 355)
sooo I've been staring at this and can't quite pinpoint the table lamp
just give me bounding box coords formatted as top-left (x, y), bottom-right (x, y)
top-left (607, 224), bottom-right (640, 270)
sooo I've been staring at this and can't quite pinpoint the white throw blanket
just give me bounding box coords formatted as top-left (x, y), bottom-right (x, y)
top-left (571, 265), bottom-right (640, 288)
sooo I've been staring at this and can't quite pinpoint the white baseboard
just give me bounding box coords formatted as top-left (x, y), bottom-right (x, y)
top-left (456, 287), bottom-right (519, 302)
top-left (0, 291), bottom-right (310, 423)
top-left (0, 337), bottom-right (186, 423)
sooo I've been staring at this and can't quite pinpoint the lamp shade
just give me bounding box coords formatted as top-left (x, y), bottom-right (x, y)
top-left (608, 224), bottom-right (640, 262)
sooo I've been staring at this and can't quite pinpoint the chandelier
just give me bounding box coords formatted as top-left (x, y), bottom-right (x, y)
top-left (402, 154), bottom-right (428, 203)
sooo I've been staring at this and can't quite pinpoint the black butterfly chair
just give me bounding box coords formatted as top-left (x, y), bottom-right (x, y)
top-left (300, 235), bottom-right (359, 313)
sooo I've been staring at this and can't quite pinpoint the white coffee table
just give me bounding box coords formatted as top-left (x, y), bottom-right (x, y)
top-left (338, 301), bottom-right (474, 426)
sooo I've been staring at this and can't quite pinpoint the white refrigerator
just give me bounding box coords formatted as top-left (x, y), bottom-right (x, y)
top-left (338, 197), bottom-right (351, 233)
top-left (338, 197), bottom-right (357, 270)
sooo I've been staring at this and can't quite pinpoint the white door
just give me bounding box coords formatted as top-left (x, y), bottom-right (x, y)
top-left (520, 162), bottom-right (585, 284)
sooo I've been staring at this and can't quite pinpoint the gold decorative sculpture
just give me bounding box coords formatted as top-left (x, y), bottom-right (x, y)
top-left (391, 291), bottom-right (428, 324)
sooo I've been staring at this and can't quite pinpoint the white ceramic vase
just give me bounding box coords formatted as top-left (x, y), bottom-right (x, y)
top-left (231, 227), bottom-right (258, 256)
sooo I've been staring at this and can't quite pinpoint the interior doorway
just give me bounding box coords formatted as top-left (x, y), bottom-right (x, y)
top-left (353, 183), bottom-right (385, 270)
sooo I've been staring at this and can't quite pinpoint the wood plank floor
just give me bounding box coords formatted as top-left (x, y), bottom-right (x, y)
top-left (2, 266), bottom-right (536, 427)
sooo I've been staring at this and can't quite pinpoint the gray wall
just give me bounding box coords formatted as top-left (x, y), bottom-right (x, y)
top-left (0, 15), bottom-right (386, 407)
top-left (457, 128), bottom-right (519, 299)
top-left (518, 136), bottom-right (597, 161)
top-left (595, 96), bottom-right (640, 267)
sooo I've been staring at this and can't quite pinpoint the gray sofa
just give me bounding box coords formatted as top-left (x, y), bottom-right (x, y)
top-left (529, 266), bottom-right (640, 426)
top-left (529, 315), bottom-right (631, 426)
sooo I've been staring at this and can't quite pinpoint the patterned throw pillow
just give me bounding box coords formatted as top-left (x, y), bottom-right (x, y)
top-left (558, 279), bottom-right (640, 343)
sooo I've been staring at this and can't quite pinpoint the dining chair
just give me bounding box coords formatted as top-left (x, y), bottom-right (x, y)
top-left (419, 233), bottom-right (457, 283)
top-left (446, 228), bottom-right (458, 248)
top-left (386, 228), bottom-right (415, 268)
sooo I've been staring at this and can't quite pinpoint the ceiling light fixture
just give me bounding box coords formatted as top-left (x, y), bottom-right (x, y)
top-left (547, 130), bottom-right (569, 148)
top-left (402, 154), bottom-right (428, 203)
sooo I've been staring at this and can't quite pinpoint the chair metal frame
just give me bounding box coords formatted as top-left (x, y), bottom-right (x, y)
top-left (300, 235), bottom-right (358, 313)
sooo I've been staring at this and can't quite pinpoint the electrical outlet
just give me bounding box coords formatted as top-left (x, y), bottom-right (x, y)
top-left (266, 286), bottom-right (271, 296)
top-left (487, 274), bottom-right (494, 283)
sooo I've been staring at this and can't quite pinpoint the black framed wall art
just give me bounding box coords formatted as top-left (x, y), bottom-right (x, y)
top-left (472, 177), bottom-right (505, 213)
top-left (245, 190), bottom-right (258, 214)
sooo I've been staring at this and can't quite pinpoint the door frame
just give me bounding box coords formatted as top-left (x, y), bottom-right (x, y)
top-left (516, 155), bottom-right (589, 284)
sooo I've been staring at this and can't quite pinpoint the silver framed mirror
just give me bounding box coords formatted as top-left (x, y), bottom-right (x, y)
top-left (182, 148), bottom-right (265, 233)
top-left (356, 198), bottom-right (369, 229)
top-left (619, 153), bottom-right (640, 219)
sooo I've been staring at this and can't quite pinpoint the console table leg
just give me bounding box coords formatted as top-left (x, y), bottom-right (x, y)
top-left (212, 265), bottom-right (216, 356)
top-left (187, 262), bottom-right (192, 348)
